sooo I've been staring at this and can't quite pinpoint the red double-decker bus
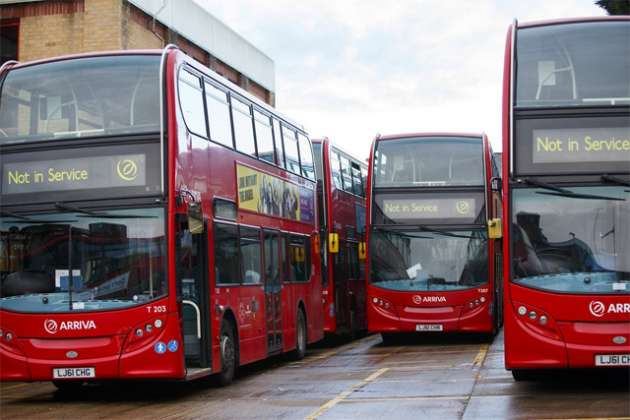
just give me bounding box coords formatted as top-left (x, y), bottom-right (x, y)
top-left (365, 133), bottom-right (503, 341)
top-left (312, 138), bottom-right (367, 336)
top-left (502, 17), bottom-right (630, 380)
top-left (0, 46), bottom-right (323, 389)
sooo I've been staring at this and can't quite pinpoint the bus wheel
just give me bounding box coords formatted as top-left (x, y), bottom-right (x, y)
top-left (291, 309), bottom-right (307, 360)
top-left (511, 369), bottom-right (536, 381)
top-left (218, 320), bottom-right (236, 386)
top-left (52, 380), bottom-right (84, 392)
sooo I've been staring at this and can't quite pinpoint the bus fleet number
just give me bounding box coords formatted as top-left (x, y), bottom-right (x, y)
top-left (147, 305), bottom-right (167, 313)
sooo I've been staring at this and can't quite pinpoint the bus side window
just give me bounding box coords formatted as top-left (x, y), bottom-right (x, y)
top-left (178, 69), bottom-right (207, 138)
top-left (288, 236), bottom-right (309, 282)
top-left (298, 134), bottom-right (315, 180)
top-left (254, 110), bottom-right (275, 164)
top-left (239, 227), bottom-right (262, 284)
top-left (204, 81), bottom-right (233, 148)
top-left (231, 96), bottom-right (256, 157)
top-left (283, 126), bottom-right (301, 175)
top-left (214, 223), bottom-right (240, 285)
top-left (351, 162), bottom-right (363, 196)
top-left (330, 151), bottom-right (343, 190)
top-left (273, 119), bottom-right (285, 169)
top-left (340, 155), bottom-right (353, 193)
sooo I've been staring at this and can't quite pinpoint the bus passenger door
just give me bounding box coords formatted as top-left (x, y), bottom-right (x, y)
top-left (176, 218), bottom-right (211, 369)
top-left (264, 230), bottom-right (283, 355)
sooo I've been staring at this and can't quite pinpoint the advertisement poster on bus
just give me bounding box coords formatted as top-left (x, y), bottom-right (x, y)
top-left (236, 164), bottom-right (314, 223)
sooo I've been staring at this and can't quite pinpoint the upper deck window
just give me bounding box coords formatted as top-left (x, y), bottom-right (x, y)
top-left (0, 55), bottom-right (160, 144)
top-left (516, 21), bottom-right (630, 108)
top-left (373, 137), bottom-right (484, 187)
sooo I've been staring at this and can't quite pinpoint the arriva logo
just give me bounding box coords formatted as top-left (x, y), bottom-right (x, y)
top-left (589, 300), bottom-right (630, 317)
top-left (43, 319), bottom-right (96, 334)
top-left (413, 295), bottom-right (446, 304)
top-left (116, 159), bottom-right (138, 181)
top-left (44, 319), bottom-right (58, 334)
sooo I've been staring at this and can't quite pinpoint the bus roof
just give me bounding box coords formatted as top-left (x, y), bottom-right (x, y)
top-left (517, 15), bottom-right (629, 29)
top-left (375, 132), bottom-right (484, 142)
top-left (311, 137), bottom-right (368, 168)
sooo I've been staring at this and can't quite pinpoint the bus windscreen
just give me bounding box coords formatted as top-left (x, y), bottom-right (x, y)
top-left (516, 21), bottom-right (630, 108)
top-left (0, 207), bottom-right (167, 313)
top-left (373, 137), bottom-right (484, 187)
top-left (511, 186), bottom-right (630, 294)
top-left (370, 228), bottom-right (489, 291)
top-left (0, 55), bottom-right (160, 143)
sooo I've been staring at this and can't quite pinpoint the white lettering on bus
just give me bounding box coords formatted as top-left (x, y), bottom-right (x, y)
top-left (422, 296), bottom-right (447, 303)
top-left (607, 303), bottom-right (630, 314)
top-left (59, 320), bottom-right (97, 331)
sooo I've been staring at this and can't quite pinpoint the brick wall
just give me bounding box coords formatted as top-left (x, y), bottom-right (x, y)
top-left (1, 0), bottom-right (274, 105)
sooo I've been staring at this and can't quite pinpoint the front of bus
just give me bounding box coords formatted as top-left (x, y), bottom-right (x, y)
top-left (0, 51), bottom-right (185, 385)
top-left (504, 18), bottom-right (630, 376)
top-left (367, 134), bottom-right (498, 335)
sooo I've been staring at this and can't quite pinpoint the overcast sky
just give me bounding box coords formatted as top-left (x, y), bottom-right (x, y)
top-left (196, 0), bottom-right (605, 159)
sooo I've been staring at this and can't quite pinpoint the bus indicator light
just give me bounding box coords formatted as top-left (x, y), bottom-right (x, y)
top-left (539, 315), bottom-right (548, 325)
top-left (518, 306), bottom-right (527, 316)
top-left (154, 319), bottom-right (163, 329)
top-left (528, 311), bottom-right (537, 320)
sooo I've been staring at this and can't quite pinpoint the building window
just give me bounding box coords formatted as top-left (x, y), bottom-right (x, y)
top-left (0, 19), bottom-right (18, 66)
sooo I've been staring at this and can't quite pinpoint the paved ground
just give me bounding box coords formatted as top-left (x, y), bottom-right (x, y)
top-left (1, 330), bottom-right (629, 419)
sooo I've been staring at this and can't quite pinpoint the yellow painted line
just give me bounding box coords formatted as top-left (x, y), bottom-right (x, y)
top-left (305, 367), bottom-right (389, 420)
top-left (472, 344), bottom-right (489, 368)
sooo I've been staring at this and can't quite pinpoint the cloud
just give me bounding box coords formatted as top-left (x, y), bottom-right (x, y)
top-left (195, 0), bottom-right (606, 159)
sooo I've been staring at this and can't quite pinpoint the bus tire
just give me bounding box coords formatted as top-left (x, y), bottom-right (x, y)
top-left (291, 309), bottom-right (307, 360)
top-left (218, 320), bottom-right (237, 386)
top-left (511, 369), bottom-right (536, 381)
top-left (52, 380), bottom-right (84, 392)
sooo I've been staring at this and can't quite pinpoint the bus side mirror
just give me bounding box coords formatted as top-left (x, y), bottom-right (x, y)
top-left (491, 177), bottom-right (501, 192)
top-left (328, 233), bottom-right (339, 254)
top-left (488, 218), bottom-right (503, 239)
top-left (187, 202), bottom-right (204, 235)
top-left (358, 242), bottom-right (366, 260)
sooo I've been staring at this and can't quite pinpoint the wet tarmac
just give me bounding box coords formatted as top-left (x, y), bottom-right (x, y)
top-left (1, 330), bottom-right (629, 419)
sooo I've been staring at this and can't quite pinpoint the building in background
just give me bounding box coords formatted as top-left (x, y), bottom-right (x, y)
top-left (0, 0), bottom-right (275, 105)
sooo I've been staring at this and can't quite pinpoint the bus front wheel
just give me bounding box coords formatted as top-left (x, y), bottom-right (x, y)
top-left (218, 320), bottom-right (237, 386)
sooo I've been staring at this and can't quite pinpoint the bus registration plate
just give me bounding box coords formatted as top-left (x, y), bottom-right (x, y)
top-left (53, 367), bottom-right (95, 379)
top-left (595, 354), bottom-right (630, 366)
top-left (416, 324), bottom-right (443, 332)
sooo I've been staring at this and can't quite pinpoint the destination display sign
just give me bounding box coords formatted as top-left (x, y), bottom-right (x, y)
top-left (532, 127), bottom-right (630, 164)
top-left (382, 198), bottom-right (477, 220)
top-left (2, 154), bottom-right (146, 195)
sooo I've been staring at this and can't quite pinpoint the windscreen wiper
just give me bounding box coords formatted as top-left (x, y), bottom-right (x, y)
top-left (601, 174), bottom-right (630, 187)
top-left (518, 177), bottom-right (625, 201)
top-left (54, 202), bottom-right (156, 219)
top-left (0, 210), bottom-right (76, 224)
top-left (601, 174), bottom-right (630, 192)
top-left (417, 225), bottom-right (475, 239)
